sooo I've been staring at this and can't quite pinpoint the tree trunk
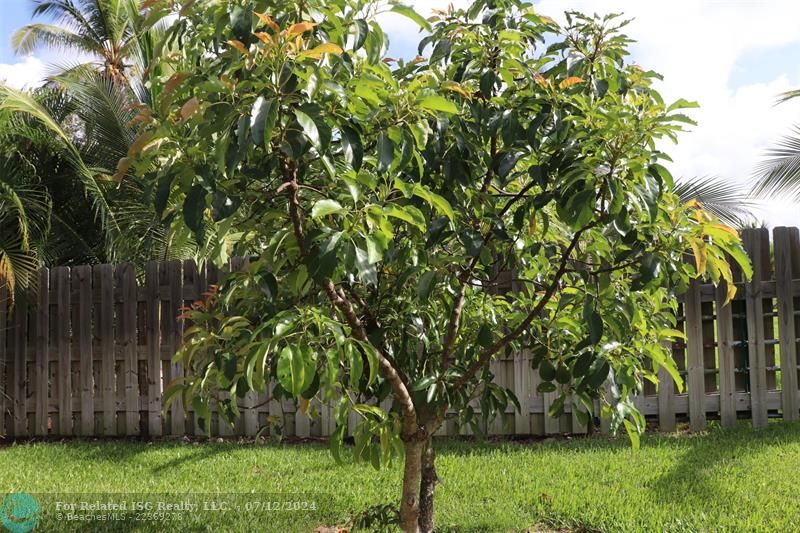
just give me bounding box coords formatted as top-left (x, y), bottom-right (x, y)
top-left (399, 438), bottom-right (424, 532)
top-left (418, 437), bottom-right (438, 532)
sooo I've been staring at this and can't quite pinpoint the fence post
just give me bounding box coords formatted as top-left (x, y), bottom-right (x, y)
top-left (774, 227), bottom-right (799, 421)
top-left (13, 293), bottom-right (28, 436)
top-left (95, 264), bottom-right (116, 435)
top-left (715, 279), bottom-right (737, 428)
top-left (657, 340), bottom-right (676, 431)
top-left (74, 266), bottom-right (94, 436)
top-left (743, 228), bottom-right (769, 428)
top-left (513, 349), bottom-right (531, 434)
top-left (182, 259), bottom-right (204, 436)
top-left (118, 263), bottom-right (139, 435)
top-left (55, 267), bottom-right (72, 436)
top-left (166, 260), bottom-right (185, 435)
top-left (145, 262), bottom-right (162, 436)
top-left (685, 278), bottom-right (706, 431)
top-left (34, 268), bottom-right (49, 436)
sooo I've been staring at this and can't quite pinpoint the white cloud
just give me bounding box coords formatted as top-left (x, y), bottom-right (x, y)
top-left (0, 56), bottom-right (46, 89)
top-left (382, 1), bottom-right (800, 226)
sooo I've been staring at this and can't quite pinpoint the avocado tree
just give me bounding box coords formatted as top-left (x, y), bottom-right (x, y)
top-left (130, 1), bottom-right (750, 531)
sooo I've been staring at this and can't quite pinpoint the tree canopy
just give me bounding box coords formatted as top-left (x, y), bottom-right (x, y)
top-left (126, 1), bottom-right (750, 531)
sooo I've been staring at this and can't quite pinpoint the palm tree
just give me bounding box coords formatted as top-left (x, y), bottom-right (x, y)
top-left (0, 84), bottom-right (114, 295)
top-left (12, 0), bottom-right (142, 82)
top-left (0, 0), bottom-right (181, 294)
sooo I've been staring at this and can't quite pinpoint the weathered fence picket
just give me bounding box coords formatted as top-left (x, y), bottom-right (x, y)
top-left (2, 226), bottom-right (800, 438)
top-left (775, 227), bottom-right (800, 422)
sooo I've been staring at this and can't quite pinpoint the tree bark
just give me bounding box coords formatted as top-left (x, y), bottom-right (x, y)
top-left (400, 438), bottom-right (424, 532)
top-left (418, 437), bottom-right (438, 532)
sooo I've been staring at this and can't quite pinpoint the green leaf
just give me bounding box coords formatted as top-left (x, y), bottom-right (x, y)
top-left (192, 396), bottom-right (210, 425)
top-left (295, 109), bottom-right (325, 151)
top-left (572, 351), bottom-right (594, 378)
top-left (330, 424), bottom-right (346, 463)
top-left (588, 311), bottom-right (604, 344)
top-left (411, 184), bottom-right (455, 221)
top-left (539, 359), bottom-right (556, 382)
top-left (230, 3), bottom-right (253, 41)
top-left (416, 271), bottom-right (436, 301)
top-left (429, 38), bottom-right (451, 64)
top-left (574, 403), bottom-right (590, 427)
top-left (408, 121), bottom-right (430, 149)
top-left (384, 205), bottom-right (425, 231)
top-left (355, 83), bottom-right (381, 105)
top-left (390, 4), bottom-right (431, 31)
top-left (354, 340), bottom-right (380, 386)
top-left (477, 324), bottom-right (492, 348)
top-left (548, 394), bottom-right (565, 418)
top-left (377, 133), bottom-right (394, 173)
top-left (537, 381), bottom-right (556, 393)
top-left (412, 375), bottom-right (436, 391)
top-left (586, 359), bottom-right (610, 389)
top-left (639, 253), bottom-right (662, 284)
top-left (347, 343), bottom-right (363, 387)
top-left (495, 152), bottom-right (519, 179)
top-left (480, 70), bottom-right (495, 97)
top-left (250, 97), bottom-right (279, 147)
top-left (419, 95), bottom-right (458, 115)
top-left (593, 79), bottom-right (609, 98)
top-left (162, 381), bottom-right (186, 416)
top-left (277, 346), bottom-right (315, 396)
top-left (311, 199), bottom-right (344, 218)
top-left (355, 246), bottom-right (378, 285)
top-left (183, 184), bottom-right (207, 241)
top-left (564, 189), bottom-right (595, 229)
top-left (211, 191), bottom-right (239, 221)
top-left (366, 234), bottom-right (385, 263)
top-left (459, 230), bottom-right (483, 257)
top-left (341, 124), bottom-right (364, 170)
top-left (155, 172), bottom-right (175, 217)
top-left (623, 419), bottom-right (640, 451)
top-left (351, 19), bottom-right (369, 51)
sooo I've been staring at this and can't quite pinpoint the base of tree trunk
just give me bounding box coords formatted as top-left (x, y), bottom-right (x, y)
top-left (418, 438), bottom-right (438, 532)
top-left (399, 438), bottom-right (424, 532)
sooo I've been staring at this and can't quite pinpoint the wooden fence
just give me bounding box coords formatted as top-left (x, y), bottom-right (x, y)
top-left (1, 227), bottom-right (799, 438)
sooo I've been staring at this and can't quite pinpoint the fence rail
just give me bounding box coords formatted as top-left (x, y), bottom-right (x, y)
top-left (1, 227), bottom-right (799, 438)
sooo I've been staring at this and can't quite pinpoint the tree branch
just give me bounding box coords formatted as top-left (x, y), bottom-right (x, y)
top-left (441, 256), bottom-right (479, 370)
top-left (281, 158), bottom-right (420, 437)
top-left (452, 226), bottom-right (590, 392)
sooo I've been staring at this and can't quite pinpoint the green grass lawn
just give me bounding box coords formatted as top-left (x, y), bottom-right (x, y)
top-left (3, 422), bottom-right (800, 532)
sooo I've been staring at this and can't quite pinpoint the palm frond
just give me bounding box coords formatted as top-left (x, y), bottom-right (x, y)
top-left (777, 89), bottom-right (800, 105)
top-left (0, 85), bottom-right (121, 245)
top-left (674, 175), bottom-right (755, 228)
top-left (54, 69), bottom-right (136, 165)
top-left (12, 23), bottom-right (101, 56)
top-left (32, 0), bottom-right (100, 39)
top-left (751, 127), bottom-right (800, 201)
top-left (0, 232), bottom-right (39, 302)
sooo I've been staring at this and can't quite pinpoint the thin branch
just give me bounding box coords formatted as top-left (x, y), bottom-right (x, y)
top-left (281, 158), bottom-right (420, 437)
top-left (452, 226), bottom-right (590, 392)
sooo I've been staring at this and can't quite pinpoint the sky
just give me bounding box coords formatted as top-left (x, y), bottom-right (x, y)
top-left (3, 0), bottom-right (800, 225)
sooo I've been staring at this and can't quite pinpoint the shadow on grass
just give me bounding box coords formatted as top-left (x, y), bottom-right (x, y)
top-left (430, 432), bottom-right (624, 458)
top-left (148, 444), bottom-right (232, 474)
top-left (649, 421), bottom-right (800, 508)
